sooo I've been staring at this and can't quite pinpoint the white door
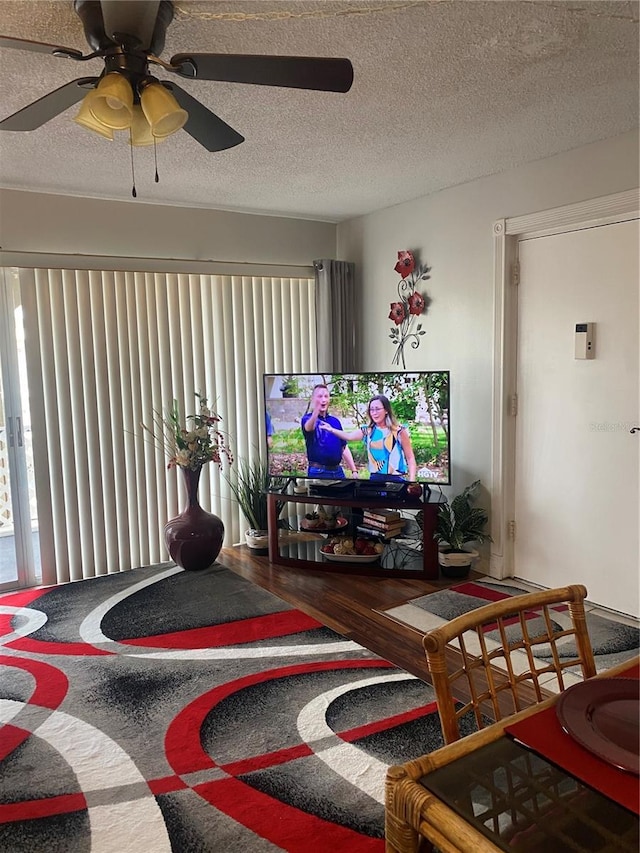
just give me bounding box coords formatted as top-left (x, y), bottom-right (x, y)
top-left (514, 219), bottom-right (639, 616)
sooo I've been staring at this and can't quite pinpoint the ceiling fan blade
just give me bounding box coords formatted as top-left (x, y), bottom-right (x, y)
top-left (168, 54), bottom-right (354, 93)
top-left (0, 78), bottom-right (98, 131)
top-left (162, 82), bottom-right (244, 152)
top-left (0, 34), bottom-right (84, 59)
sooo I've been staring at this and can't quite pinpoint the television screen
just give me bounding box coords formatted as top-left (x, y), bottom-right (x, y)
top-left (263, 371), bottom-right (450, 484)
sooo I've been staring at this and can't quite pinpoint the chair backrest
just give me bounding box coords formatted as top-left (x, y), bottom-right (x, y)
top-left (423, 584), bottom-right (597, 744)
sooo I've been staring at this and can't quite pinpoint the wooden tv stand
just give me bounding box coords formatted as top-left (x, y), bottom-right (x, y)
top-left (267, 488), bottom-right (445, 579)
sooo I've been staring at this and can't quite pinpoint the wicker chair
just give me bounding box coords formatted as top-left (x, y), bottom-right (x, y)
top-left (384, 585), bottom-right (599, 853)
top-left (422, 583), bottom-right (597, 744)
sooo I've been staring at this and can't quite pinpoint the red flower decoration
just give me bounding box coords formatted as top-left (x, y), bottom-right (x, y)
top-left (388, 249), bottom-right (431, 367)
top-left (408, 291), bottom-right (425, 315)
top-left (394, 250), bottom-right (415, 279)
top-left (389, 302), bottom-right (406, 325)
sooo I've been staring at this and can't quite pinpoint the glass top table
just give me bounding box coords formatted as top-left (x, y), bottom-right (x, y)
top-left (418, 736), bottom-right (639, 853)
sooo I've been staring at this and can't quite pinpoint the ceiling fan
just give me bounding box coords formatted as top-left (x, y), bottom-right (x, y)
top-left (0, 0), bottom-right (354, 151)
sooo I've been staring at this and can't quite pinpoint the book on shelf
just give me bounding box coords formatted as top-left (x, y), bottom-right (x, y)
top-left (363, 508), bottom-right (402, 523)
top-left (361, 515), bottom-right (406, 533)
top-left (356, 525), bottom-right (405, 540)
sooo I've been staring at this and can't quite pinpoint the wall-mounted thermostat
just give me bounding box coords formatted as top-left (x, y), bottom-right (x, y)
top-left (575, 323), bottom-right (595, 359)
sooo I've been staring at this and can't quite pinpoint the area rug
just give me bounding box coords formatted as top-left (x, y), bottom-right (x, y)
top-left (0, 562), bottom-right (448, 853)
top-left (382, 579), bottom-right (640, 673)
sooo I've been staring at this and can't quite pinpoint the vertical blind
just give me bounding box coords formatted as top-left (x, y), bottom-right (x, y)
top-left (18, 267), bottom-right (316, 584)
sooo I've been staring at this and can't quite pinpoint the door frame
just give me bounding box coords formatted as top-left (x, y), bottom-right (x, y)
top-left (490, 188), bottom-right (639, 578)
top-left (0, 267), bottom-right (38, 589)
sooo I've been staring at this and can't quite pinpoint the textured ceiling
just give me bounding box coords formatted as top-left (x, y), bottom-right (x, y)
top-left (0, 1), bottom-right (638, 222)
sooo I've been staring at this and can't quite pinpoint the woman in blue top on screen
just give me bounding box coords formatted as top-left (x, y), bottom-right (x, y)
top-left (301, 384), bottom-right (358, 479)
top-left (319, 394), bottom-right (417, 482)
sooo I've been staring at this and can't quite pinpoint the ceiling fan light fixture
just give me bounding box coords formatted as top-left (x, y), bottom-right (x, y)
top-left (0, 1), bottom-right (354, 171)
top-left (73, 97), bottom-right (115, 139)
top-left (140, 82), bottom-right (188, 138)
top-left (89, 72), bottom-right (134, 130)
top-left (129, 104), bottom-right (164, 146)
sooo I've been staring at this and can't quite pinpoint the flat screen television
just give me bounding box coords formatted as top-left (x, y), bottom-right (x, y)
top-left (263, 371), bottom-right (450, 484)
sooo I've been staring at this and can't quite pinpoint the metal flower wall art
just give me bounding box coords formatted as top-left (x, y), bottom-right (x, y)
top-left (388, 250), bottom-right (431, 368)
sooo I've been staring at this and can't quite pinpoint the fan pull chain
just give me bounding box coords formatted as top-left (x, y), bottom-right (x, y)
top-left (154, 139), bottom-right (159, 183)
top-left (129, 131), bottom-right (137, 198)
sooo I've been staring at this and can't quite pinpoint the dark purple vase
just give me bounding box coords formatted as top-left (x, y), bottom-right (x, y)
top-left (163, 466), bottom-right (225, 571)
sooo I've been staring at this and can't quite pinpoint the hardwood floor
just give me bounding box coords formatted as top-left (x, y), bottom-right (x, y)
top-left (218, 545), bottom-right (482, 682)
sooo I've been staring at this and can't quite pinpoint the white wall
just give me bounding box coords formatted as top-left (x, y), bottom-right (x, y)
top-left (337, 130), bottom-right (639, 505)
top-left (0, 189), bottom-right (337, 267)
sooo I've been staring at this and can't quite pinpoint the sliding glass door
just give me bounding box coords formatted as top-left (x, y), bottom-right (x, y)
top-left (0, 268), bottom-right (40, 590)
top-left (15, 266), bottom-right (316, 585)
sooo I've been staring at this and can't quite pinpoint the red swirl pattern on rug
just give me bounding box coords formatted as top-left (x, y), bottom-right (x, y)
top-left (0, 563), bottom-right (445, 852)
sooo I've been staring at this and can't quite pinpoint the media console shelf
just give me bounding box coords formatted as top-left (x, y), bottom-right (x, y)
top-left (267, 489), bottom-right (446, 579)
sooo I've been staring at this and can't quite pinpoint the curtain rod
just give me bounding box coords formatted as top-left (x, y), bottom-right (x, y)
top-left (0, 250), bottom-right (314, 278)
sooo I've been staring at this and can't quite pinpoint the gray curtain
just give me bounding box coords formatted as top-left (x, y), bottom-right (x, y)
top-left (313, 259), bottom-right (357, 372)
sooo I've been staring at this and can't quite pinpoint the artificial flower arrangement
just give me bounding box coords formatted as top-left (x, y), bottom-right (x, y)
top-left (388, 249), bottom-right (431, 368)
top-left (141, 392), bottom-right (234, 471)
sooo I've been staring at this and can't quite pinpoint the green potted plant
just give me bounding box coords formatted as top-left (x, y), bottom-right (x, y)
top-left (434, 479), bottom-right (491, 578)
top-left (226, 458), bottom-right (289, 551)
top-left (280, 375), bottom-right (302, 398)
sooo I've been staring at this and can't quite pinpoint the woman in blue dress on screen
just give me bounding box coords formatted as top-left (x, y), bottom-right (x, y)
top-left (301, 384), bottom-right (358, 479)
top-left (319, 394), bottom-right (417, 482)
